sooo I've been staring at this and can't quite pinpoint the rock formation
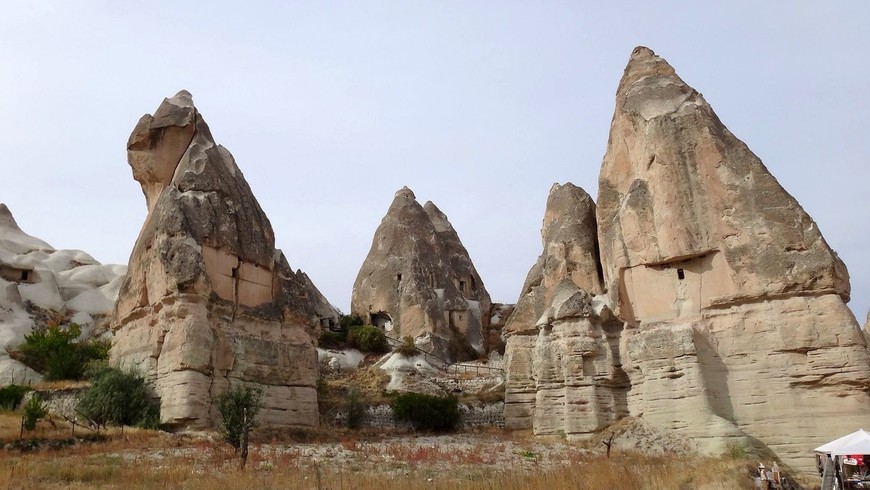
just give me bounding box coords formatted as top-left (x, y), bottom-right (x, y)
top-left (0, 203), bottom-right (125, 384)
top-left (503, 183), bottom-right (627, 437)
top-left (596, 47), bottom-right (870, 472)
top-left (110, 91), bottom-right (338, 429)
top-left (351, 187), bottom-right (491, 361)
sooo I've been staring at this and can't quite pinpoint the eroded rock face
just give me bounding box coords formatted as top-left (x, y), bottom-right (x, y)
top-left (503, 183), bottom-right (626, 437)
top-left (111, 91), bottom-right (338, 429)
top-left (598, 47), bottom-right (870, 472)
top-left (351, 187), bottom-right (491, 361)
top-left (0, 204), bottom-right (126, 384)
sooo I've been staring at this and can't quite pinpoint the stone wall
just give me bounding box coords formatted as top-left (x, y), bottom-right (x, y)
top-left (22, 387), bottom-right (87, 424)
top-left (326, 402), bottom-right (505, 430)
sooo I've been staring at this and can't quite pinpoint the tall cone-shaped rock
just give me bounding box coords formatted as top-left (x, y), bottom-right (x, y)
top-left (351, 187), bottom-right (491, 361)
top-left (111, 91), bottom-right (339, 429)
top-left (503, 183), bottom-right (626, 437)
top-left (597, 47), bottom-right (870, 473)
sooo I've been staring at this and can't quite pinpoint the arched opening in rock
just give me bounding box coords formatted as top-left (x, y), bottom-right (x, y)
top-left (370, 312), bottom-right (393, 332)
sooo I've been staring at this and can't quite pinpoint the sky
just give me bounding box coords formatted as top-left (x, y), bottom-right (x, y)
top-left (1, 2), bottom-right (868, 323)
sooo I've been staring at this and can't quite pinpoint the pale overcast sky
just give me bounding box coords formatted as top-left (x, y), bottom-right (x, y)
top-left (1, 2), bottom-right (868, 322)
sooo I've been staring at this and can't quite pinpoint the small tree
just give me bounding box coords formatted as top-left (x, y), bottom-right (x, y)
top-left (346, 387), bottom-right (365, 429)
top-left (13, 323), bottom-right (109, 381)
top-left (0, 385), bottom-right (32, 410)
top-left (394, 336), bottom-right (418, 357)
top-left (346, 325), bottom-right (389, 353)
top-left (77, 365), bottom-right (159, 429)
top-left (215, 385), bottom-right (262, 469)
top-left (22, 394), bottom-right (47, 432)
top-left (391, 392), bottom-right (460, 432)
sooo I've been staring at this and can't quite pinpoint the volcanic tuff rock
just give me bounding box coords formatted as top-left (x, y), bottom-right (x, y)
top-left (111, 91), bottom-right (338, 429)
top-left (351, 187), bottom-right (491, 362)
top-left (0, 204), bottom-right (125, 384)
top-left (503, 183), bottom-right (626, 437)
top-left (597, 47), bottom-right (870, 472)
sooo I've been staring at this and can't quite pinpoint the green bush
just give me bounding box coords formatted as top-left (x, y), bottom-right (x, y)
top-left (318, 329), bottom-right (347, 349)
top-left (13, 324), bottom-right (109, 381)
top-left (0, 385), bottom-right (32, 410)
top-left (391, 392), bottom-right (460, 432)
top-left (22, 393), bottom-right (47, 431)
top-left (347, 325), bottom-right (389, 353)
top-left (394, 336), bottom-right (418, 357)
top-left (346, 387), bottom-right (365, 429)
top-left (77, 365), bottom-right (159, 429)
top-left (340, 314), bottom-right (364, 329)
top-left (215, 385), bottom-right (262, 451)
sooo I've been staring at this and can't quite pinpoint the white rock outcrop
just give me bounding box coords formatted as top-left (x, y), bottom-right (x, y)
top-left (0, 203), bottom-right (125, 384)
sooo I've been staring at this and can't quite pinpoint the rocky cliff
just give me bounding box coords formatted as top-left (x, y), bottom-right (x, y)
top-left (596, 47), bottom-right (870, 472)
top-left (110, 91), bottom-right (338, 429)
top-left (503, 183), bottom-right (626, 437)
top-left (351, 187), bottom-right (491, 361)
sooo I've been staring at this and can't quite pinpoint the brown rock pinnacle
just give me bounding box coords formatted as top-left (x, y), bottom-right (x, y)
top-left (111, 91), bottom-right (338, 429)
top-left (351, 187), bottom-right (491, 361)
top-left (596, 47), bottom-right (870, 472)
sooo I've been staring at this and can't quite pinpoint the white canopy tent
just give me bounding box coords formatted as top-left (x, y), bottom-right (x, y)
top-left (816, 429), bottom-right (870, 455)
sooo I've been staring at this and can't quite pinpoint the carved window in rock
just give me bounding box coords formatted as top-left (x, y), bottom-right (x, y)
top-left (459, 280), bottom-right (467, 296)
top-left (370, 312), bottom-right (393, 332)
top-left (0, 266), bottom-right (34, 284)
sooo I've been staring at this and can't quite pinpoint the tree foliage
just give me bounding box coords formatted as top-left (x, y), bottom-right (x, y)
top-left (77, 365), bottom-right (159, 429)
top-left (347, 325), bottom-right (389, 353)
top-left (215, 385), bottom-right (262, 451)
top-left (22, 393), bottom-right (47, 431)
top-left (0, 385), bottom-right (31, 410)
top-left (391, 392), bottom-right (460, 432)
top-left (13, 324), bottom-right (109, 380)
top-left (394, 336), bottom-right (418, 357)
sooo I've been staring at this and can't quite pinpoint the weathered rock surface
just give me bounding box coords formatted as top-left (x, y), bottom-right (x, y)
top-left (504, 183), bottom-right (603, 338)
top-left (0, 204), bottom-right (125, 384)
top-left (351, 187), bottom-right (491, 361)
top-left (111, 91), bottom-right (338, 429)
top-left (503, 183), bottom-right (625, 437)
top-left (597, 47), bottom-right (870, 472)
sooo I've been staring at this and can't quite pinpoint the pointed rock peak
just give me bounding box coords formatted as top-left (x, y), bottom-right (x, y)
top-left (151, 90), bottom-right (197, 129)
top-left (169, 90), bottom-right (193, 106)
top-left (394, 186), bottom-right (416, 200)
top-left (0, 203), bottom-right (20, 231)
top-left (127, 90), bottom-right (201, 210)
top-left (423, 201), bottom-right (453, 233)
top-left (617, 47), bottom-right (695, 122)
top-left (542, 182), bottom-right (596, 245)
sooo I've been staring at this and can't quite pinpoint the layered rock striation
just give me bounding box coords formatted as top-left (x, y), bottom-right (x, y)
top-left (596, 47), bottom-right (870, 472)
top-left (503, 183), bottom-right (627, 437)
top-left (351, 187), bottom-right (491, 361)
top-left (111, 91), bottom-right (338, 429)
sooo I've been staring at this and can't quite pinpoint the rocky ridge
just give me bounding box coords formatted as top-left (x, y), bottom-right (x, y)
top-left (503, 183), bottom-right (626, 438)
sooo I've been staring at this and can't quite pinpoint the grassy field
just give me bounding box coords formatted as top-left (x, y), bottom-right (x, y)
top-left (0, 410), bottom-right (814, 490)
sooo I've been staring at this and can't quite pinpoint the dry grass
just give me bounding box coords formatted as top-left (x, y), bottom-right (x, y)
top-left (31, 380), bottom-right (89, 390)
top-left (0, 414), bottom-right (772, 490)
